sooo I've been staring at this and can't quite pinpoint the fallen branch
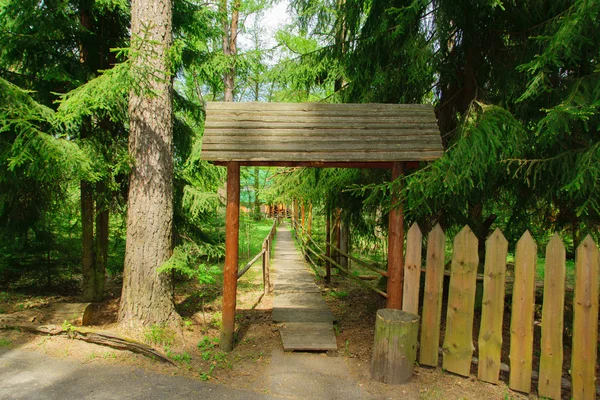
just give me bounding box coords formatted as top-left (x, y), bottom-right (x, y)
top-left (1, 324), bottom-right (174, 365)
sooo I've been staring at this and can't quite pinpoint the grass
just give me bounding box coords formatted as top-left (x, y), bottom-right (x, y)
top-left (327, 290), bottom-right (349, 299)
top-left (238, 217), bottom-right (274, 265)
top-left (144, 324), bottom-right (175, 347)
top-left (0, 338), bottom-right (11, 348)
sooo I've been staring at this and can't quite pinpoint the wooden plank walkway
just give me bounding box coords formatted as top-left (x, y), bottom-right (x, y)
top-left (272, 224), bottom-right (337, 351)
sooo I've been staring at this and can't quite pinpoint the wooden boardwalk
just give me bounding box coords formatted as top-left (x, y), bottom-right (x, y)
top-left (272, 224), bottom-right (337, 351)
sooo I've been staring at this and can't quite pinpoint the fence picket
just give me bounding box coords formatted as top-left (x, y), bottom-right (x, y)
top-left (477, 228), bottom-right (508, 384)
top-left (538, 233), bottom-right (566, 400)
top-left (403, 223), bottom-right (423, 314)
top-left (509, 231), bottom-right (537, 393)
top-left (571, 235), bottom-right (599, 400)
top-left (419, 224), bottom-right (446, 367)
top-left (442, 225), bottom-right (479, 376)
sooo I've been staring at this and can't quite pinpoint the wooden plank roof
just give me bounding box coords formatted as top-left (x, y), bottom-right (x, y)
top-left (201, 102), bottom-right (443, 168)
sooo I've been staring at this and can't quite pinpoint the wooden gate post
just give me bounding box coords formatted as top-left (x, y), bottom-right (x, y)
top-left (325, 210), bottom-right (331, 284)
top-left (220, 161), bottom-right (240, 352)
top-left (386, 162), bottom-right (405, 309)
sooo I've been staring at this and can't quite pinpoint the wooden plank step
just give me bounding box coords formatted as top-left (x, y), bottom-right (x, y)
top-left (280, 322), bottom-right (338, 352)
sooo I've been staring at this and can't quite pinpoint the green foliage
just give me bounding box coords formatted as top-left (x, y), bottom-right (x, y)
top-left (144, 324), bottom-right (176, 347)
top-left (403, 103), bottom-right (526, 219)
top-left (167, 349), bottom-right (192, 364)
top-left (159, 243), bottom-right (223, 285)
top-left (0, 338), bottom-right (11, 348)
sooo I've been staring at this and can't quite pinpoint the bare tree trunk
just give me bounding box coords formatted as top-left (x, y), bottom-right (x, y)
top-left (222, 0), bottom-right (240, 102)
top-left (119, 0), bottom-right (179, 328)
top-left (79, 4), bottom-right (97, 303)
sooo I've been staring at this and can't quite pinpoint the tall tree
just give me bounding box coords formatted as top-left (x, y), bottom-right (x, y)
top-left (118, 0), bottom-right (179, 327)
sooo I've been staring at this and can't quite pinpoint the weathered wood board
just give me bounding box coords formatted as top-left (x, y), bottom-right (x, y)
top-left (571, 235), bottom-right (599, 400)
top-left (509, 231), bottom-right (537, 393)
top-left (279, 322), bottom-right (337, 352)
top-left (403, 223), bottom-right (423, 315)
top-left (538, 233), bottom-right (566, 400)
top-left (442, 226), bottom-right (479, 377)
top-left (201, 102), bottom-right (444, 164)
top-left (419, 224), bottom-right (446, 367)
top-left (477, 228), bottom-right (508, 384)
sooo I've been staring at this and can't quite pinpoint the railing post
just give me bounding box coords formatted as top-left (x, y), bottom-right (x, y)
top-left (265, 237), bottom-right (272, 294)
top-left (262, 242), bottom-right (268, 295)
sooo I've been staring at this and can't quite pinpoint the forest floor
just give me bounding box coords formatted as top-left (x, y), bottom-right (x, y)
top-left (0, 256), bottom-right (539, 399)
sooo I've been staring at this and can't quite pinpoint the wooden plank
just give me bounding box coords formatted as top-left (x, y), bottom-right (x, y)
top-left (571, 235), bottom-right (599, 400)
top-left (205, 121), bottom-right (436, 130)
top-left (213, 161), bottom-right (399, 169)
top-left (477, 228), bottom-right (508, 384)
top-left (220, 161), bottom-right (240, 352)
top-left (206, 115), bottom-right (436, 124)
top-left (203, 134), bottom-right (441, 142)
top-left (442, 225), bottom-right (479, 377)
top-left (206, 101), bottom-right (434, 112)
top-left (201, 150), bottom-right (444, 162)
top-left (280, 322), bottom-right (338, 351)
top-left (386, 162), bottom-right (405, 309)
top-left (203, 128), bottom-right (440, 137)
top-left (402, 223), bottom-right (422, 314)
top-left (509, 231), bottom-right (537, 394)
top-left (419, 224), bottom-right (446, 367)
top-left (538, 233), bottom-right (566, 400)
top-left (202, 141), bottom-right (442, 152)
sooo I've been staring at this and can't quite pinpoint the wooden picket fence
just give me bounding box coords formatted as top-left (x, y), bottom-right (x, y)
top-left (404, 224), bottom-right (599, 400)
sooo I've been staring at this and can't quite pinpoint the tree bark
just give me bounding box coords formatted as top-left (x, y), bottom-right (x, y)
top-left (222, 0), bottom-right (240, 102)
top-left (371, 309), bottom-right (419, 384)
top-left (119, 0), bottom-right (178, 328)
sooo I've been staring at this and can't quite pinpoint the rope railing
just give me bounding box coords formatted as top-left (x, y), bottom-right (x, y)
top-left (292, 220), bottom-right (388, 299)
top-left (237, 219), bottom-right (277, 295)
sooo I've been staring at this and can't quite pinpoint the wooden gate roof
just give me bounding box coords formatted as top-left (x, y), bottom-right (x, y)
top-left (201, 102), bottom-right (443, 168)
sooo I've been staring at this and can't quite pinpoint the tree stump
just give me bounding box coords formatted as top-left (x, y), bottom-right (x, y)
top-left (46, 303), bottom-right (93, 326)
top-left (371, 309), bottom-right (420, 384)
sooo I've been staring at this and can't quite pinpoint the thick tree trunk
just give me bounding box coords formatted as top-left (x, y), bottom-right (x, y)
top-left (118, 0), bottom-right (178, 328)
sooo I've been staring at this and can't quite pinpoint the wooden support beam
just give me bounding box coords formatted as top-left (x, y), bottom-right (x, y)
top-left (220, 161), bottom-right (240, 352)
top-left (386, 162), bottom-right (405, 309)
top-left (325, 210), bottom-right (331, 284)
